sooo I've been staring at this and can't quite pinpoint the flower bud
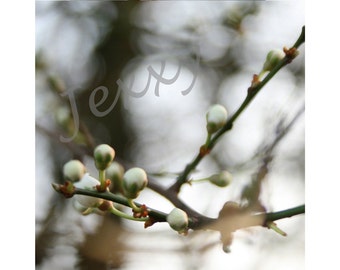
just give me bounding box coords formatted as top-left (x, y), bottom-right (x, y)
top-left (107, 162), bottom-right (124, 182)
top-left (122, 168), bottom-right (148, 199)
top-left (167, 208), bottom-right (189, 232)
top-left (208, 170), bottom-right (233, 187)
top-left (94, 144), bottom-right (115, 170)
top-left (106, 162), bottom-right (125, 192)
top-left (206, 104), bottom-right (228, 134)
top-left (73, 173), bottom-right (103, 207)
top-left (262, 49), bottom-right (285, 72)
top-left (63, 160), bottom-right (86, 182)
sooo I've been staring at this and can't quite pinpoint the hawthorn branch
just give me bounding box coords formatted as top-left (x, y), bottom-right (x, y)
top-left (52, 184), bottom-right (214, 228)
top-left (263, 204), bottom-right (305, 223)
top-left (52, 182), bottom-right (305, 231)
top-left (170, 26), bottom-right (305, 193)
top-left (146, 177), bottom-right (213, 227)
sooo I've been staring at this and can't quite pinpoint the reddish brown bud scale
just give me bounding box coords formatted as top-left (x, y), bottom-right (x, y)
top-left (283, 46), bottom-right (299, 63)
top-left (132, 204), bottom-right (149, 218)
top-left (59, 181), bottom-right (75, 198)
top-left (96, 179), bottom-right (111, 192)
top-left (144, 217), bottom-right (157, 229)
top-left (98, 200), bottom-right (112, 211)
top-left (199, 145), bottom-right (211, 157)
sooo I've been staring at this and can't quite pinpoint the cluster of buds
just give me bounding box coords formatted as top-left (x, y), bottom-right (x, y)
top-left (59, 140), bottom-right (231, 241)
top-left (60, 144), bottom-right (149, 218)
top-left (64, 150), bottom-right (189, 233)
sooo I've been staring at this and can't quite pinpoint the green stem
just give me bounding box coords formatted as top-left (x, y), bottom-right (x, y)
top-left (54, 183), bottom-right (304, 229)
top-left (99, 169), bottom-right (106, 189)
top-left (127, 199), bottom-right (141, 212)
top-left (73, 187), bottom-right (168, 223)
top-left (264, 204), bottom-right (305, 223)
top-left (214, 204), bottom-right (305, 232)
top-left (190, 177), bottom-right (209, 184)
top-left (205, 133), bottom-right (212, 146)
top-left (108, 204), bottom-right (148, 222)
top-left (73, 186), bottom-right (304, 226)
top-left (170, 26), bottom-right (305, 193)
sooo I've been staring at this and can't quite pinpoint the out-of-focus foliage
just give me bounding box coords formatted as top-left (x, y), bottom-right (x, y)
top-left (36, 1), bottom-right (304, 269)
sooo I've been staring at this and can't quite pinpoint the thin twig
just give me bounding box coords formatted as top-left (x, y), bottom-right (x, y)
top-left (264, 204), bottom-right (305, 223)
top-left (241, 103), bottom-right (305, 209)
top-left (61, 186), bottom-right (304, 230)
top-left (170, 26), bottom-right (305, 193)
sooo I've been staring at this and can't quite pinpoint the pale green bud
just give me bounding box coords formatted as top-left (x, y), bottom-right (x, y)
top-left (122, 168), bottom-right (148, 199)
top-left (262, 49), bottom-right (285, 72)
top-left (106, 162), bottom-right (125, 192)
top-left (74, 173), bottom-right (103, 207)
top-left (167, 208), bottom-right (189, 232)
top-left (94, 144), bottom-right (115, 170)
top-left (63, 160), bottom-right (86, 182)
top-left (209, 170), bottom-right (233, 187)
top-left (106, 162), bottom-right (125, 181)
top-left (206, 104), bottom-right (228, 134)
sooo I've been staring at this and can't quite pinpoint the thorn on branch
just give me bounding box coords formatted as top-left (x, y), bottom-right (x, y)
top-left (266, 221), bottom-right (287, 237)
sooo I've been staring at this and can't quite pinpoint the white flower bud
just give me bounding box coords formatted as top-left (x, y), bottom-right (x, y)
top-left (94, 144), bottom-right (115, 170)
top-left (167, 208), bottom-right (189, 232)
top-left (106, 162), bottom-right (125, 182)
top-left (206, 104), bottom-right (228, 134)
top-left (262, 49), bottom-right (285, 72)
top-left (106, 161), bottom-right (125, 193)
top-left (73, 173), bottom-right (103, 207)
top-left (122, 168), bottom-right (148, 199)
top-left (209, 170), bottom-right (233, 187)
top-left (63, 160), bottom-right (86, 182)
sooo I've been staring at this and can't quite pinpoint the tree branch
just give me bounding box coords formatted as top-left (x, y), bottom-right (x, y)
top-left (53, 183), bottom-right (305, 231)
top-left (54, 185), bottom-right (214, 228)
top-left (170, 26), bottom-right (305, 193)
top-left (263, 204), bottom-right (305, 223)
